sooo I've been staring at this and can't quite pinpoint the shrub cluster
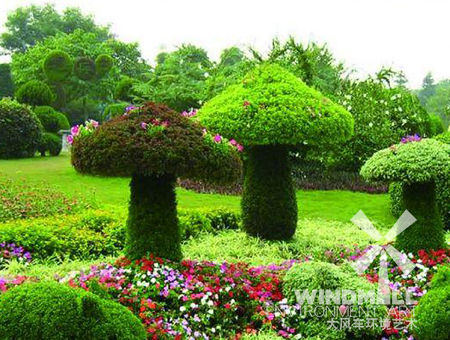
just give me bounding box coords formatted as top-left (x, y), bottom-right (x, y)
top-left (0, 98), bottom-right (42, 159)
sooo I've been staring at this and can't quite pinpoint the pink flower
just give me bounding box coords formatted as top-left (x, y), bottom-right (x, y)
top-left (243, 100), bottom-right (250, 107)
top-left (91, 120), bottom-right (99, 128)
top-left (67, 135), bottom-right (74, 145)
top-left (236, 144), bottom-right (244, 152)
top-left (202, 128), bottom-right (207, 135)
top-left (161, 120), bottom-right (170, 128)
top-left (339, 305), bottom-right (347, 315)
top-left (71, 125), bottom-right (80, 136)
top-left (214, 134), bottom-right (222, 143)
top-left (229, 139), bottom-right (237, 146)
top-left (141, 122), bottom-right (148, 130)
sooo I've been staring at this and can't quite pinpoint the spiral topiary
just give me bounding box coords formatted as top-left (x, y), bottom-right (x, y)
top-left (15, 80), bottom-right (54, 107)
top-left (197, 63), bottom-right (353, 240)
top-left (0, 98), bottom-right (42, 159)
top-left (361, 138), bottom-right (450, 253)
top-left (34, 106), bottom-right (70, 133)
top-left (74, 57), bottom-right (96, 81)
top-left (95, 54), bottom-right (114, 77)
top-left (43, 50), bottom-right (73, 82)
top-left (71, 102), bottom-right (242, 260)
top-left (0, 282), bottom-right (147, 340)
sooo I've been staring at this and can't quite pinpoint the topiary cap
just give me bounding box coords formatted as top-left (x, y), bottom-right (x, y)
top-left (361, 138), bottom-right (450, 184)
top-left (197, 63), bottom-right (354, 146)
top-left (71, 102), bottom-right (242, 183)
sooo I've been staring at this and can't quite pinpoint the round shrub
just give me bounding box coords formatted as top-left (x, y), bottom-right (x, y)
top-left (71, 102), bottom-right (242, 261)
top-left (0, 98), bottom-right (42, 159)
top-left (414, 265), bottom-right (450, 340)
top-left (428, 114), bottom-right (444, 136)
top-left (198, 63), bottom-right (353, 240)
top-left (15, 80), bottom-right (54, 106)
top-left (74, 56), bottom-right (96, 81)
top-left (115, 77), bottom-right (138, 102)
top-left (43, 50), bottom-right (73, 82)
top-left (95, 54), bottom-right (114, 77)
top-left (38, 132), bottom-right (62, 156)
top-left (0, 282), bottom-right (146, 340)
top-left (34, 105), bottom-right (70, 133)
top-left (361, 139), bottom-right (450, 252)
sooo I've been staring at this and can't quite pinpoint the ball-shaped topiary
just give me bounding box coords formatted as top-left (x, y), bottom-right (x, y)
top-left (34, 106), bottom-right (70, 133)
top-left (0, 98), bottom-right (42, 159)
top-left (71, 102), bottom-right (242, 260)
top-left (197, 63), bottom-right (353, 240)
top-left (15, 80), bottom-right (54, 107)
top-left (95, 54), bottom-right (114, 77)
top-left (74, 56), bottom-right (96, 81)
top-left (361, 138), bottom-right (450, 252)
top-left (0, 282), bottom-right (147, 340)
top-left (43, 50), bottom-right (73, 82)
top-left (414, 265), bottom-right (450, 340)
top-left (38, 132), bottom-right (62, 156)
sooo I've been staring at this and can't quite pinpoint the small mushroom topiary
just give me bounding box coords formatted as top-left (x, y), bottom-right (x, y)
top-left (361, 138), bottom-right (450, 253)
top-left (71, 102), bottom-right (241, 261)
top-left (197, 63), bottom-right (353, 240)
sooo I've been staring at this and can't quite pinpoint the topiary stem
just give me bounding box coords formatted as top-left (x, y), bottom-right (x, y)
top-left (396, 181), bottom-right (445, 253)
top-left (241, 145), bottom-right (297, 240)
top-left (126, 173), bottom-right (181, 261)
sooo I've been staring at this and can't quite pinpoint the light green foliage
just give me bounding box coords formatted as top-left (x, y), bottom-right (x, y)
top-left (424, 79), bottom-right (450, 127)
top-left (198, 63), bottom-right (353, 146)
top-left (428, 114), bottom-right (445, 136)
top-left (43, 50), bottom-right (73, 82)
top-left (361, 139), bottom-right (450, 184)
top-left (103, 102), bottom-right (129, 119)
top-left (115, 76), bottom-right (139, 102)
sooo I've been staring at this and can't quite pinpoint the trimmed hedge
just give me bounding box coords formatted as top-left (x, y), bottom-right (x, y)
top-left (0, 98), bottom-right (42, 159)
top-left (0, 282), bottom-right (146, 340)
top-left (15, 80), bottom-right (54, 107)
top-left (43, 50), bottom-right (73, 82)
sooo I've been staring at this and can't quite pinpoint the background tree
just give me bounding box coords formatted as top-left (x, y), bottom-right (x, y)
top-left (424, 80), bottom-right (450, 127)
top-left (0, 64), bottom-right (14, 98)
top-left (417, 72), bottom-right (436, 106)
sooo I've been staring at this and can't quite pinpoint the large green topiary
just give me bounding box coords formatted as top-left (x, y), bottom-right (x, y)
top-left (0, 282), bottom-right (146, 340)
top-left (34, 106), bottom-right (70, 133)
top-left (95, 54), bottom-right (114, 77)
top-left (0, 98), bottom-right (42, 159)
top-left (43, 50), bottom-right (73, 82)
top-left (15, 80), bottom-right (54, 107)
top-left (74, 56), bottom-right (96, 81)
top-left (361, 138), bottom-right (450, 252)
top-left (71, 102), bottom-right (242, 260)
top-left (197, 63), bottom-right (353, 240)
top-left (414, 265), bottom-right (450, 340)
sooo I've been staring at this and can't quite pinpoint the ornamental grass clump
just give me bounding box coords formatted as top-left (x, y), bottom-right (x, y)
top-left (361, 138), bottom-right (450, 253)
top-left (197, 63), bottom-right (353, 240)
top-left (71, 102), bottom-right (241, 261)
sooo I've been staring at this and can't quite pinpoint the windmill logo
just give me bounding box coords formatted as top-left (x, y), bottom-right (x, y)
top-left (351, 210), bottom-right (417, 304)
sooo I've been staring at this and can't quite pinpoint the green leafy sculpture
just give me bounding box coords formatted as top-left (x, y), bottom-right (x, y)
top-left (197, 63), bottom-right (353, 240)
top-left (71, 103), bottom-right (241, 260)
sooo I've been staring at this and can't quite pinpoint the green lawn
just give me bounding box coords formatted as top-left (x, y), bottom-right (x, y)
top-left (0, 153), bottom-right (396, 227)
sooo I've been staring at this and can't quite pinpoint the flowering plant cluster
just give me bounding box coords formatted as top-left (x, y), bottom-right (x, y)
top-left (400, 134), bottom-right (421, 144)
top-left (0, 275), bottom-right (32, 292)
top-left (67, 119), bottom-right (99, 145)
top-left (0, 243), bottom-right (32, 269)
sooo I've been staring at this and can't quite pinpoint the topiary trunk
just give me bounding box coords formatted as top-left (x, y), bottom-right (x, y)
top-left (396, 181), bottom-right (445, 253)
top-left (126, 173), bottom-right (182, 261)
top-left (241, 145), bottom-right (297, 240)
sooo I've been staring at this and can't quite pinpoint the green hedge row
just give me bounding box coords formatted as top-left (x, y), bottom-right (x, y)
top-left (0, 208), bottom-right (240, 260)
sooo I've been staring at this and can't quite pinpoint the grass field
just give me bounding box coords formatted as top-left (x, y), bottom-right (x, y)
top-left (0, 153), bottom-right (396, 227)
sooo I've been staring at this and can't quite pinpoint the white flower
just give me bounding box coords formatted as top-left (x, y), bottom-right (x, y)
top-left (180, 306), bottom-right (186, 312)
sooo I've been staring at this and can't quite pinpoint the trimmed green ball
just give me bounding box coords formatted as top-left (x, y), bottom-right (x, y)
top-left (15, 80), bottom-right (54, 107)
top-left (74, 57), bottom-right (96, 81)
top-left (43, 50), bottom-right (73, 82)
top-left (95, 54), bottom-right (114, 77)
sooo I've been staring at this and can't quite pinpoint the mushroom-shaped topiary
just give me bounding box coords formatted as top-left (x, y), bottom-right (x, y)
top-left (43, 50), bottom-right (74, 82)
top-left (361, 138), bottom-right (450, 252)
top-left (197, 63), bottom-right (353, 240)
top-left (71, 102), bottom-right (242, 260)
top-left (15, 80), bottom-right (54, 107)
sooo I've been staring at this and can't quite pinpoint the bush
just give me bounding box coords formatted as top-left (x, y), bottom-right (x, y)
top-left (414, 265), bottom-right (450, 340)
top-left (0, 282), bottom-right (146, 340)
top-left (43, 50), bottom-right (73, 82)
top-left (95, 54), bottom-right (114, 77)
top-left (0, 98), bottom-right (42, 159)
top-left (429, 114), bottom-right (445, 136)
top-left (34, 105), bottom-right (70, 133)
top-left (38, 132), bottom-right (62, 156)
top-left (15, 80), bottom-right (54, 106)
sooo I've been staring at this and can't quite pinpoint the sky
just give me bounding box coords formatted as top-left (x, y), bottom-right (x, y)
top-left (0, 0), bottom-right (449, 88)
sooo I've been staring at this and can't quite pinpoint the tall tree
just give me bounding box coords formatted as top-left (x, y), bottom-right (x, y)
top-left (418, 72), bottom-right (436, 106)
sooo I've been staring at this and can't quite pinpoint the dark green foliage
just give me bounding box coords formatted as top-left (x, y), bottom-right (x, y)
top-left (115, 77), bottom-right (138, 102)
top-left (95, 54), bottom-right (113, 77)
top-left (38, 132), bottom-right (62, 156)
top-left (43, 50), bottom-right (73, 82)
top-left (126, 174), bottom-right (181, 261)
top-left (428, 114), bottom-right (445, 136)
top-left (389, 182), bottom-right (404, 218)
top-left (242, 145), bottom-right (297, 240)
top-left (15, 80), bottom-right (54, 106)
top-left (414, 265), bottom-right (450, 340)
top-left (396, 182), bottom-right (445, 252)
top-left (0, 98), bottom-right (42, 159)
top-left (0, 282), bottom-right (147, 340)
top-left (34, 105), bottom-right (70, 132)
top-left (74, 56), bottom-right (96, 80)
top-left (0, 64), bottom-right (14, 98)
top-left (103, 102), bottom-right (129, 120)
top-left (72, 102), bottom-right (242, 182)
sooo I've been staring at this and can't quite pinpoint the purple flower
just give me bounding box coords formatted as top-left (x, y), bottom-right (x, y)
top-left (125, 105), bottom-right (137, 113)
top-left (67, 135), bottom-right (74, 145)
top-left (213, 134), bottom-right (222, 143)
top-left (71, 125), bottom-right (80, 136)
top-left (141, 122), bottom-right (148, 130)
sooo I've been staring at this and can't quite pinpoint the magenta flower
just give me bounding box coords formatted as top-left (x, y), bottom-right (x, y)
top-left (213, 134), bottom-right (222, 143)
top-left (141, 122), bottom-right (148, 130)
top-left (91, 120), bottom-right (99, 128)
top-left (202, 128), bottom-right (207, 135)
top-left (161, 120), bottom-right (170, 128)
top-left (243, 100), bottom-right (250, 107)
top-left (67, 135), bottom-right (74, 145)
top-left (71, 125), bottom-right (80, 136)
top-left (229, 139), bottom-right (237, 146)
top-left (125, 105), bottom-right (137, 113)
top-left (236, 144), bottom-right (244, 152)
